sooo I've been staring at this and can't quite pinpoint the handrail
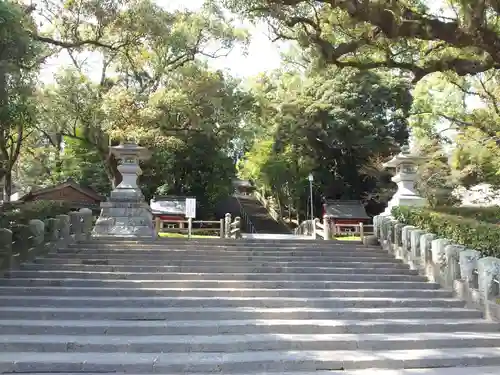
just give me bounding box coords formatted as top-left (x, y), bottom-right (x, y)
top-left (224, 213), bottom-right (242, 239)
top-left (295, 217), bottom-right (372, 241)
top-left (233, 194), bottom-right (257, 234)
top-left (154, 218), bottom-right (224, 238)
top-left (0, 209), bottom-right (93, 271)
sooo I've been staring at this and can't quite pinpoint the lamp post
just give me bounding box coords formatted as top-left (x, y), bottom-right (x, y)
top-left (308, 173), bottom-right (314, 221)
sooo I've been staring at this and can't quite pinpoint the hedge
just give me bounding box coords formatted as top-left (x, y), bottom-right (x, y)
top-left (391, 206), bottom-right (500, 257)
top-left (0, 200), bottom-right (72, 229)
top-left (433, 205), bottom-right (500, 224)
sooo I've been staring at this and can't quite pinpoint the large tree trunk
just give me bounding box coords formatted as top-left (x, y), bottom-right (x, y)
top-left (96, 147), bottom-right (121, 189)
top-left (3, 171), bottom-right (12, 202)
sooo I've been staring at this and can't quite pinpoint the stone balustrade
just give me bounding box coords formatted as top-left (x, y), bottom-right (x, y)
top-left (373, 214), bottom-right (500, 320)
top-left (0, 208), bottom-right (93, 272)
top-left (224, 213), bottom-right (242, 239)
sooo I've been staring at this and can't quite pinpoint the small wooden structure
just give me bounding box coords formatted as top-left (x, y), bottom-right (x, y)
top-left (322, 200), bottom-right (370, 234)
top-left (150, 195), bottom-right (190, 222)
top-left (18, 179), bottom-right (104, 212)
top-left (232, 179), bottom-right (254, 195)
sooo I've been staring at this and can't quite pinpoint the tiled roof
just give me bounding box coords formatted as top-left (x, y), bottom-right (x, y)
top-left (324, 200), bottom-right (370, 219)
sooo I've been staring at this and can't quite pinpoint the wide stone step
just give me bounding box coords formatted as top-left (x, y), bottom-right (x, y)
top-left (0, 286), bottom-right (452, 298)
top-left (2, 332), bottom-right (500, 353)
top-left (67, 245), bottom-right (369, 253)
top-left (37, 256), bottom-right (398, 265)
top-left (3, 274), bottom-right (437, 287)
top-left (0, 318), bottom-right (494, 336)
top-left (7, 266), bottom-right (417, 278)
top-left (55, 249), bottom-right (390, 257)
top-left (22, 263), bottom-right (414, 273)
top-left (68, 238), bottom-right (362, 250)
top-left (0, 295), bottom-right (465, 309)
top-left (0, 275), bottom-right (429, 289)
top-left (24, 264), bottom-right (425, 278)
top-left (2, 347), bottom-right (500, 372)
top-left (8, 368), bottom-right (500, 375)
top-left (0, 307), bottom-right (482, 320)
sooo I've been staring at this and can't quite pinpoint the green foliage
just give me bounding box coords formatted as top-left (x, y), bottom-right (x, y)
top-left (220, 0), bottom-right (500, 80)
top-left (391, 206), bottom-right (500, 257)
top-left (140, 133), bottom-right (236, 217)
top-left (239, 67), bottom-right (411, 220)
top-left (414, 138), bottom-right (460, 208)
top-left (410, 71), bottom-right (500, 190)
top-left (433, 206), bottom-right (500, 225)
top-left (0, 200), bottom-right (72, 229)
top-left (0, 1), bottom-right (44, 197)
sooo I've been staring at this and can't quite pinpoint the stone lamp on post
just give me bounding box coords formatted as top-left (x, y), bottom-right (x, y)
top-left (381, 145), bottom-right (427, 216)
top-left (93, 142), bottom-right (155, 238)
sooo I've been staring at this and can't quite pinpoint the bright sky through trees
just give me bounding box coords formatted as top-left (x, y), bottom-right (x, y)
top-left (39, 0), bottom-right (284, 82)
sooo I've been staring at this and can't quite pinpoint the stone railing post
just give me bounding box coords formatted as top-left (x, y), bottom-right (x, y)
top-left (219, 218), bottom-right (225, 239)
top-left (478, 257), bottom-right (500, 305)
top-left (459, 249), bottom-right (481, 287)
top-left (401, 225), bottom-right (415, 261)
top-left (79, 208), bottom-right (93, 240)
top-left (56, 214), bottom-right (71, 242)
top-left (69, 211), bottom-right (83, 241)
top-left (429, 238), bottom-right (451, 283)
top-left (13, 224), bottom-right (32, 267)
top-left (420, 233), bottom-right (436, 270)
top-left (323, 216), bottom-right (330, 240)
top-left (29, 220), bottom-right (45, 248)
top-left (409, 229), bottom-right (425, 270)
top-left (0, 229), bottom-right (13, 270)
top-left (444, 244), bottom-right (467, 288)
top-left (224, 213), bottom-right (231, 239)
top-left (44, 218), bottom-right (60, 243)
top-left (373, 215), bottom-right (381, 239)
top-left (234, 216), bottom-right (242, 239)
top-left (393, 223), bottom-right (405, 256)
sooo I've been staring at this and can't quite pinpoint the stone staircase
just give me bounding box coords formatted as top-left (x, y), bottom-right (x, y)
top-left (236, 195), bottom-right (291, 234)
top-left (1, 238), bottom-right (500, 373)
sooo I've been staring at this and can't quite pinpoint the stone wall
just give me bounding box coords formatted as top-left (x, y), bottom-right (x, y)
top-left (373, 214), bottom-right (500, 320)
top-left (0, 208), bottom-right (93, 273)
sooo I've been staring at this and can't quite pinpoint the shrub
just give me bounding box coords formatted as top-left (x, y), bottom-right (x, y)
top-left (433, 205), bottom-right (500, 224)
top-left (391, 206), bottom-right (500, 257)
top-left (0, 200), bottom-right (72, 229)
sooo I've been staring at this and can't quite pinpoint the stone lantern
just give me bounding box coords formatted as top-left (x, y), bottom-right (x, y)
top-left (381, 145), bottom-right (427, 216)
top-left (93, 142), bottom-right (155, 238)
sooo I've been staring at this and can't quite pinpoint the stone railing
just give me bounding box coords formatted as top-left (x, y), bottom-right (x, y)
top-left (0, 208), bottom-right (93, 272)
top-left (233, 194), bottom-right (257, 234)
top-left (373, 214), bottom-right (500, 320)
top-left (224, 213), bottom-right (242, 239)
top-left (253, 190), bottom-right (291, 232)
top-left (295, 217), bottom-right (330, 240)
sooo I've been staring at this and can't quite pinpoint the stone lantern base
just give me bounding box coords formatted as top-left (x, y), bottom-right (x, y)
top-left (92, 189), bottom-right (155, 238)
top-left (382, 195), bottom-right (427, 216)
top-left (92, 143), bottom-right (155, 238)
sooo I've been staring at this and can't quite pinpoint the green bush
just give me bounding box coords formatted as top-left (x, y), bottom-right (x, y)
top-left (433, 205), bottom-right (500, 224)
top-left (391, 206), bottom-right (500, 257)
top-left (0, 200), bottom-right (72, 229)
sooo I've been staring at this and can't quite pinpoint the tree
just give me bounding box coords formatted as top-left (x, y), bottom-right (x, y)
top-left (31, 0), bottom-right (248, 187)
top-left (409, 70), bottom-right (500, 189)
top-left (220, 0), bottom-right (500, 82)
top-left (0, 1), bottom-right (43, 200)
top-left (415, 138), bottom-right (460, 208)
top-left (239, 66), bottom-right (412, 219)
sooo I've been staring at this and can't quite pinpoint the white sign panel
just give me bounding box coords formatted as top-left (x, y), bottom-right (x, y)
top-left (185, 198), bottom-right (196, 218)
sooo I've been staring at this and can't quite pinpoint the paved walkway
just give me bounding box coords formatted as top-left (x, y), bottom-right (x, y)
top-left (242, 233), bottom-right (311, 240)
